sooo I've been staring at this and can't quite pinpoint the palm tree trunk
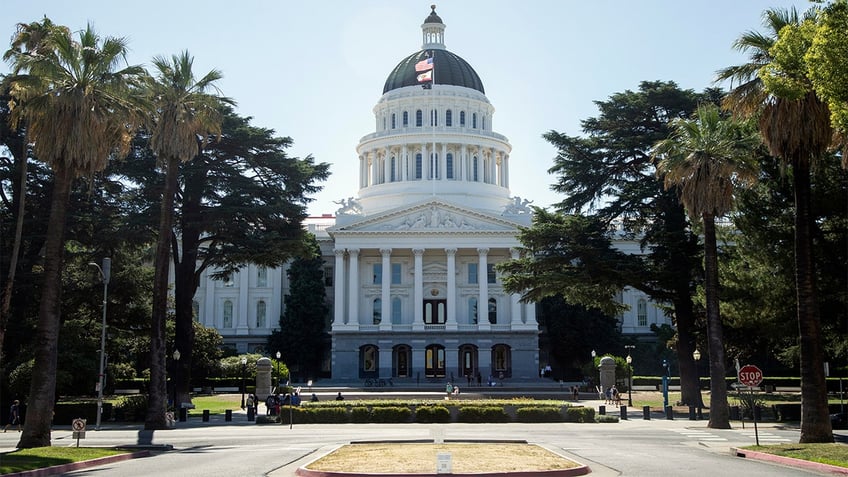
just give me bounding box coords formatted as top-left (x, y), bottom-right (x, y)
top-left (702, 213), bottom-right (730, 428)
top-left (16, 164), bottom-right (73, 449)
top-left (145, 156), bottom-right (179, 430)
top-left (0, 139), bottom-right (28, 364)
top-left (793, 161), bottom-right (833, 443)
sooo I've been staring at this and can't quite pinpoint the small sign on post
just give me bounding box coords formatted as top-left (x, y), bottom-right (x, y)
top-left (72, 418), bottom-right (86, 447)
top-left (436, 453), bottom-right (452, 474)
top-left (738, 364), bottom-right (764, 445)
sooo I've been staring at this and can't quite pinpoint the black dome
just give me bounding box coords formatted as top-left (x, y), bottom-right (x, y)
top-left (382, 49), bottom-right (485, 94)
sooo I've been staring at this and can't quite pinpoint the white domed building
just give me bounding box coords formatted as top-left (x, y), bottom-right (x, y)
top-left (327, 6), bottom-right (539, 381)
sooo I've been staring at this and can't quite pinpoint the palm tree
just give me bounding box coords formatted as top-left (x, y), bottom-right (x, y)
top-left (717, 7), bottom-right (834, 443)
top-left (144, 51), bottom-right (232, 430)
top-left (4, 21), bottom-right (146, 448)
top-left (653, 104), bottom-right (760, 429)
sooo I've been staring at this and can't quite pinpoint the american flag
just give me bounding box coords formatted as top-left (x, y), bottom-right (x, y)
top-left (415, 57), bottom-right (434, 72)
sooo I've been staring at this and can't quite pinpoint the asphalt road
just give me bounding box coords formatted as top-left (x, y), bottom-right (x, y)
top-left (3, 413), bottom-right (837, 477)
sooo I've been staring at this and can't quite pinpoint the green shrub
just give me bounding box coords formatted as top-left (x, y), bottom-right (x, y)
top-left (415, 406), bottom-right (451, 423)
top-left (113, 394), bottom-right (149, 422)
top-left (515, 406), bottom-right (564, 423)
top-left (596, 414), bottom-right (619, 423)
top-left (565, 406), bottom-right (595, 423)
top-left (457, 406), bottom-right (509, 423)
top-left (279, 407), bottom-right (312, 424)
top-left (350, 406), bottom-right (371, 423)
top-left (310, 407), bottom-right (349, 423)
top-left (371, 406), bottom-right (412, 423)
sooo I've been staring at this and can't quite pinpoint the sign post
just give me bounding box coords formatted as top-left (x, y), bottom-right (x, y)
top-left (738, 364), bottom-right (764, 445)
top-left (71, 418), bottom-right (86, 447)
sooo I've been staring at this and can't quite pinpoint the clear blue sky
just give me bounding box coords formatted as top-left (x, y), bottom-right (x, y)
top-left (2, 1), bottom-right (811, 216)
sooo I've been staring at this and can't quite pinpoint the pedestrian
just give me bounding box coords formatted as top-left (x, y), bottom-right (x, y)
top-left (4, 400), bottom-right (21, 432)
top-left (572, 385), bottom-right (579, 401)
top-left (604, 386), bottom-right (612, 404)
top-left (452, 385), bottom-right (460, 397)
top-left (265, 394), bottom-right (277, 415)
top-left (476, 371), bottom-right (481, 387)
top-left (246, 393), bottom-right (254, 411)
top-left (252, 394), bottom-right (259, 416)
top-left (335, 392), bottom-right (344, 401)
top-left (311, 393), bottom-right (320, 402)
top-left (445, 382), bottom-right (453, 398)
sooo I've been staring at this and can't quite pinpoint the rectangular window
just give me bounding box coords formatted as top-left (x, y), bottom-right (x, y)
top-left (415, 154), bottom-right (423, 179)
top-left (324, 266), bottom-right (333, 287)
top-left (257, 267), bottom-right (268, 287)
top-left (468, 263), bottom-right (478, 284)
top-left (403, 111), bottom-right (409, 127)
top-left (487, 264), bottom-right (496, 284)
top-left (391, 263), bottom-right (402, 284)
top-left (446, 153), bottom-right (454, 179)
top-left (373, 264), bottom-right (382, 285)
top-left (637, 299), bottom-right (648, 327)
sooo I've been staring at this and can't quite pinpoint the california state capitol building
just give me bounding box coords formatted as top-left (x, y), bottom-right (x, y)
top-left (186, 6), bottom-right (672, 382)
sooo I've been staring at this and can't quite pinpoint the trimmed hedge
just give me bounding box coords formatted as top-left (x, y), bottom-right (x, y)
top-left (350, 406), bottom-right (371, 423)
top-left (415, 406), bottom-right (451, 423)
top-left (457, 406), bottom-right (509, 423)
top-left (371, 406), bottom-right (413, 423)
top-left (515, 406), bottom-right (564, 423)
top-left (565, 407), bottom-right (595, 423)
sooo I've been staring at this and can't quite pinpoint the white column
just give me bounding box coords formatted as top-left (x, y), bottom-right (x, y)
top-left (348, 248), bottom-right (360, 325)
top-left (360, 154), bottom-right (367, 187)
top-left (370, 151), bottom-right (378, 185)
top-left (503, 152), bottom-right (509, 188)
top-left (237, 270), bottom-right (249, 335)
top-left (401, 145), bottom-right (409, 181)
top-left (421, 144), bottom-right (429, 180)
top-left (413, 248), bottom-right (424, 330)
top-left (525, 302), bottom-right (537, 325)
top-left (333, 249), bottom-right (346, 328)
top-left (477, 248), bottom-right (489, 330)
top-left (383, 149), bottom-right (391, 183)
top-left (460, 144), bottom-right (467, 181)
top-left (204, 272), bottom-right (215, 327)
top-left (441, 143), bottom-right (447, 180)
top-left (271, 265), bottom-right (283, 330)
top-left (446, 248), bottom-right (457, 329)
top-left (380, 248), bottom-right (392, 330)
top-left (510, 248), bottom-right (522, 326)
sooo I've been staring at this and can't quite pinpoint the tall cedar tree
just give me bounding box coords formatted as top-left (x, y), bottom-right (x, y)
top-left (115, 105), bottom-right (329, 403)
top-left (530, 81), bottom-right (720, 405)
top-left (268, 236), bottom-right (329, 382)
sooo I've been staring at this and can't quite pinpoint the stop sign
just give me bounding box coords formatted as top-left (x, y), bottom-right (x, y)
top-left (738, 364), bottom-right (764, 386)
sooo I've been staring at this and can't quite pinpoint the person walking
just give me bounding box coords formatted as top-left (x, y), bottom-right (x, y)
top-left (4, 400), bottom-right (21, 432)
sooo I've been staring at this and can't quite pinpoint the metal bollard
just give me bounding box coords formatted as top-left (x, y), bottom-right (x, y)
top-left (689, 406), bottom-right (696, 420)
top-left (643, 405), bottom-right (651, 420)
top-left (179, 407), bottom-right (187, 422)
top-left (665, 405), bottom-right (673, 420)
top-left (225, 409), bottom-right (232, 422)
top-left (697, 406), bottom-right (703, 420)
top-left (599, 405), bottom-right (606, 415)
top-left (202, 409), bottom-right (210, 422)
top-left (620, 405), bottom-right (628, 420)
top-left (247, 407), bottom-right (255, 421)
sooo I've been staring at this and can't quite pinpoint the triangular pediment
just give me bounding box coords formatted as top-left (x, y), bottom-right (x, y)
top-left (329, 199), bottom-right (521, 235)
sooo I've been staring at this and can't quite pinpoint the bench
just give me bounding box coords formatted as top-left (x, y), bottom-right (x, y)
top-left (114, 389), bottom-right (141, 395)
top-left (213, 386), bottom-right (240, 392)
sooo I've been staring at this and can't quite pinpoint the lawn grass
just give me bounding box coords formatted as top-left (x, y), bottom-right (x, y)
top-left (189, 394), bottom-right (243, 415)
top-left (0, 447), bottom-right (127, 474)
top-left (744, 443), bottom-right (848, 468)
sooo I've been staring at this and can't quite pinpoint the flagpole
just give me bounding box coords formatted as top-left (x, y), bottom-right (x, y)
top-left (431, 51), bottom-right (436, 197)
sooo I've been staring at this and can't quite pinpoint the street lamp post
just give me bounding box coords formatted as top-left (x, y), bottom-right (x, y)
top-left (172, 349), bottom-right (181, 413)
top-left (693, 349), bottom-right (703, 416)
top-left (240, 357), bottom-right (248, 409)
top-left (624, 345), bottom-right (635, 408)
top-left (88, 258), bottom-right (111, 431)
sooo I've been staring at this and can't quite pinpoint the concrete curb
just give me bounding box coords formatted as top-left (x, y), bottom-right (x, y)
top-left (732, 447), bottom-right (848, 475)
top-left (3, 450), bottom-right (150, 477)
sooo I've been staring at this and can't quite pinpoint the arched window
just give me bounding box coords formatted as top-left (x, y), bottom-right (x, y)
top-left (637, 299), bottom-right (648, 327)
top-left (361, 345), bottom-right (378, 374)
top-left (482, 116), bottom-right (486, 130)
top-left (446, 109), bottom-right (452, 127)
top-left (492, 344), bottom-right (511, 376)
top-left (382, 116), bottom-right (386, 130)
top-left (223, 300), bottom-right (233, 328)
top-left (446, 153), bottom-right (454, 179)
top-left (416, 109), bottom-right (423, 127)
top-left (391, 297), bottom-right (402, 324)
top-left (373, 298), bottom-right (382, 325)
top-left (488, 297), bottom-right (497, 324)
top-left (468, 297), bottom-right (478, 324)
top-left (460, 111), bottom-right (466, 126)
top-left (472, 113), bottom-right (477, 128)
top-left (391, 113), bottom-right (396, 129)
top-left (257, 267), bottom-right (268, 287)
top-left (472, 156), bottom-right (479, 181)
top-left (415, 153), bottom-right (423, 179)
top-left (256, 300), bottom-right (267, 328)
top-left (425, 344), bottom-right (446, 377)
top-left (403, 111), bottom-right (409, 127)
top-left (390, 156), bottom-right (397, 181)
top-left (393, 344), bottom-right (411, 377)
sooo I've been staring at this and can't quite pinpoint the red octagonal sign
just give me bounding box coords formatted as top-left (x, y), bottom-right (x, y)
top-left (739, 364), bottom-right (764, 387)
